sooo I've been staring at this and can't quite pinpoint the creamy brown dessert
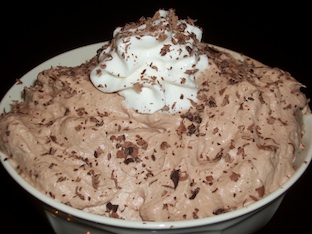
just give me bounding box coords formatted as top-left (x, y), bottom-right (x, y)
top-left (0, 9), bottom-right (310, 221)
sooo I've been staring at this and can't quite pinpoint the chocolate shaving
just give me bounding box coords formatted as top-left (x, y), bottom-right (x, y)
top-left (213, 208), bottom-right (228, 215)
top-left (213, 149), bottom-right (223, 161)
top-left (92, 173), bottom-right (100, 189)
top-left (124, 146), bottom-right (134, 156)
top-left (133, 82), bottom-right (143, 92)
top-left (257, 144), bottom-right (278, 152)
top-left (170, 169), bottom-right (180, 189)
top-left (160, 141), bottom-right (171, 150)
top-left (181, 112), bottom-right (194, 121)
top-left (250, 195), bottom-right (258, 201)
top-left (124, 157), bottom-right (135, 164)
top-left (15, 79), bottom-right (23, 85)
top-left (136, 135), bottom-right (148, 150)
top-left (160, 44), bottom-right (171, 56)
top-left (207, 96), bottom-right (217, 107)
top-left (256, 185), bottom-right (265, 197)
top-left (106, 202), bottom-right (119, 212)
top-left (189, 187), bottom-right (200, 200)
top-left (56, 176), bottom-right (67, 182)
top-left (230, 172), bottom-right (240, 182)
top-left (94, 147), bottom-right (104, 158)
top-left (187, 123), bottom-right (196, 136)
top-left (75, 186), bottom-right (85, 200)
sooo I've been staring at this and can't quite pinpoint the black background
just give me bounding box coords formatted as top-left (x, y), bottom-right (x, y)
top-left (1, 1), bottom-right (311, 233)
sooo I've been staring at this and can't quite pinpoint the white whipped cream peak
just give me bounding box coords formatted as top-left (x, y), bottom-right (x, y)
top-left (90, 9), bottom-right (209, 113)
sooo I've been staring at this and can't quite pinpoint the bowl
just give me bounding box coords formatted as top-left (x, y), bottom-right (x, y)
top-left (1, 42), bottom-right (311, 234)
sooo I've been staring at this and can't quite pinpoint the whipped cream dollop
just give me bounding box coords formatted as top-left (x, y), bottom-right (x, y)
top-left (90, 9), bottom-right (209, 113)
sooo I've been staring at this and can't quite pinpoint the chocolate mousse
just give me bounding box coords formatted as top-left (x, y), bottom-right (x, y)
top-left (0, 9), bottom-right (310, 221)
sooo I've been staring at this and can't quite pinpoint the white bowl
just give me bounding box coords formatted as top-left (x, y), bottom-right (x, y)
top-left (1, 43), bottom-right (311, 234)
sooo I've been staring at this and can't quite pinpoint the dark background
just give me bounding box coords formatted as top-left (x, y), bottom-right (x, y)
top-left (1, 1), bottom-right (311, 233)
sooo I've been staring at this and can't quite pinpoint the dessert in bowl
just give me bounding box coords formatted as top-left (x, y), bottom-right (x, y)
top-left (0, 9), bottom-right (311, 233)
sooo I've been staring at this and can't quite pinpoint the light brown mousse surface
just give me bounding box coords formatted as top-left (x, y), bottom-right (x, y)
top-left (0, 11), bottom-right (311, 221)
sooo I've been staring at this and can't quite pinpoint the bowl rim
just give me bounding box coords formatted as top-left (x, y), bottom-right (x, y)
top-left (1, 42), bottom-right (312, 230)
